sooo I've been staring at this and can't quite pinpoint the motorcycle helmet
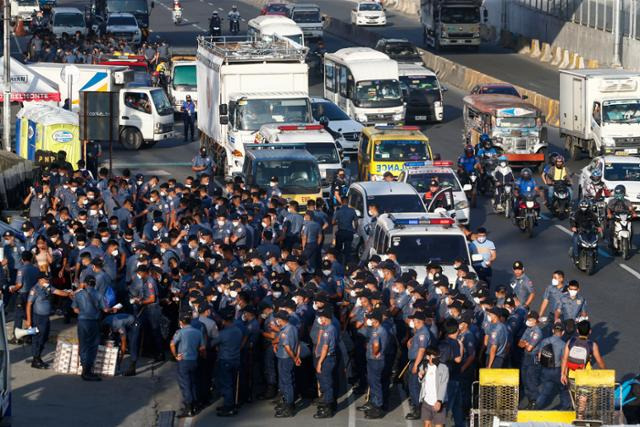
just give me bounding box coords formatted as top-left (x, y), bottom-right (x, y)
top-left (521, 168), bottom-right (532, 180)
top-left (548, 152), bottom-right (559, 164)
top-left (554, 155), bottom-right (565, 165)
top-left (578, 199), bottom-right (590, 211)
top-left (590, 169), bottom-right (602, 183)
top-left (232, 5), bottom-right (237, 10)
top-left (614, 184), bottom-right (626, 200)
top-left (464, 144), bottom-right (474, 157)
top-left (498, 155), bottom-right (508, 168)
top-left (479, 133), bottom-right (491, 148)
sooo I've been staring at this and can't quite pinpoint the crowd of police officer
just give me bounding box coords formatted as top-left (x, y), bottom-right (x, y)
top-left (3, 148), bottom-right (610, 422)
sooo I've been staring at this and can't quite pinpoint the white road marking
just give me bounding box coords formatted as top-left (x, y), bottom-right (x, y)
top-left (397, 384), bottom-right (413, 427)
top-left (241, 18), bottom-right (246, 22)
top-left (342, 389), bottom-right (356, 427)
top-left (554, 224), bottom-right (572, 236)
top-left (183, 416), bottom-right (193, 427)
top-left (218, 7), bottom-right (224, 11)
top-left (620, 264), bottom-right (640, 280)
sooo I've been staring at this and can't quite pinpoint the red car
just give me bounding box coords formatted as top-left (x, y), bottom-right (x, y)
top-left (470, 83), bottom-right (527, 99)
top-left (260, 2), bottom-right (289, 15)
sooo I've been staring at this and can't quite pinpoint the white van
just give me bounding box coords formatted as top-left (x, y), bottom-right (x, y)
top-left (50, 7), bottom-right (87, 37)
top-left (287, 4), bottom-right (323, 40)
top-left (324, 47), bottom-right (404, 125)
top-left (247, 15), bottom-right (305, 47)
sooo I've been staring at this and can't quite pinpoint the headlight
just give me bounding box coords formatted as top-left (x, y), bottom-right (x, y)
top-left (370, 174), bottom-right (384, 181)
top-left (393, 113), bottom-right (403, 122)
top-left (602, 137), bottom-right (615, 146)
top-left (441, 30), bottom-right (447, 37)
top-left (456, 200), bottom-right (468, 210)
top-left (434, 101), bottom-right (442, 108)
top-left (526, 201), bottom-right (534, 208)
top-left (356, 113), bottom-right (368, 123)
top-left (154, 122), bottom-right (161, 132)
top-left (473, 31), bottom-right (480, 37)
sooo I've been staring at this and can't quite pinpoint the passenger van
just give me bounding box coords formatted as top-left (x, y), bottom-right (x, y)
top-left (323, 47), bottom-right (404, 125)
top-left (287, 3), bottom-right (323, 39)
top-left (247, 15), bottom-right (305, 47)
top-left (50, 7), bottom-right (87, 37)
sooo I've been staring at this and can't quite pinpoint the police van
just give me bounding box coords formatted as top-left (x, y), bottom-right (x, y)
top-left (361, 213), bottom-right (481, 283)
top-left (255, 123), bottom-right (348, 195)
top-left (397, 161), bottom-right (471, 224)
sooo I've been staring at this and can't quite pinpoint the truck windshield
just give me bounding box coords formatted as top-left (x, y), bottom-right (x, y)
top-left (18, 0), bottom-right (38, 6)
top-left (172, 65), bottom-right (196, 89)
top-left (292, 10), bottom-right (320, 23)
top-left (392, 235), bottom-right (468, 265)
top-left (406, 172), bottom-right (461, 192)
top-left (150, 89), bottom-right (174, 116)
top-left (399, 76), bottom-right (439, 91)
top-left (303, 143), bottom-right (340, 164)
top-left (355, 80), bottom-right (402, 108)
top-left (107, 0), bottom-right (148, 14)
top-left (54, 13), bottom-right (84, 27)
top-left (603, 162), bottom-right (640, 181)
top-left (496, 117), bottom-right (537, 128)
top-left (374, 140), bottom-right (429, 162)
top-left (441, 6), bottom-right (479, 24)
top-left (603, 100), bottom-right (640, 124)
top-left (237, 98), bottom-right (312, 131)
top-left (255, 160), bottom-right (321, 193)
top-left (108, 16), bottom-right (137, 25)
top-left (367, 195), bottom-right (426, 214)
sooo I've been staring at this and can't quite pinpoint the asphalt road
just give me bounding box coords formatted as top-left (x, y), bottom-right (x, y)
top-left (15, 0), bottom-right (640, 425)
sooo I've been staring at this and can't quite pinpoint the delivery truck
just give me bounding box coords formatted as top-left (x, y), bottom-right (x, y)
top-left (167, 54), bottom-right (197, 113)
top-left (560, 69), bottom-right (640, 159)
top-left (420, 0), bottom-right (482, 51)
top-left (196, 35), bottom-right (311, 176)
top-left (27, 63), bottom-right (175, 150)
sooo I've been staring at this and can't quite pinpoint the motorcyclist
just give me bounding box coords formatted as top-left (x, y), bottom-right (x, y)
top-left (583, 169), bottom-right (610, 201)
top-left (542, 155), bottom-right (572, 206)
top-left (570, 199), bottom-right (602, 260)
top-left (457, 144), bottom-right (480, 175)
top-left (492, 155), bottom-right (515, 209)
top-left (423, 179), bottom-right (447, 209)
top-left (172, 0), bottom-right (183, 23)
top-left (209, 11), bottom-right (222, 35)
top-left (228, 6), bottom-right (241, 32)
top-left (513, 168), bottom-right (540, 217)
top-left (476, 134), bottom-right (498, 158)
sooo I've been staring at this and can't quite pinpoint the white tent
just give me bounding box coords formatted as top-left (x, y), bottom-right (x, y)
top-left (0, 56), bottom-right (61, 102)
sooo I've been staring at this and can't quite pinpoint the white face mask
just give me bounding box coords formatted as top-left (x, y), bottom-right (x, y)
top-left (409, 320), bottom-right (415, 329)
top-left (380, 255), bottom-right (388, 261)
top-left (160, 191), bottom-right (167, 197)
top-left (199, 238), bottom-right (206, 245)
top-left (261, 222), bottom-right (268, 228)
top-left (525, 320), bottom-right (535, 327)
top-left (427, 273), bottom-right (434, 281)
top-left (568, 289), bottom-right (578, 297)
top-left (366, 319), bottom-right (373, 327)
top-left (232, 221), bottom-right (240, 227)
top-left (316, 318), bottom-right (323, 325)
top-left (473, 297), bottom-right (481, 304)
top-left (272, 291), bottom-right (282, 298)
top-left (322, 269), bottom-right (331, 276)
top-left (350, 290), bottom-right (357, 297)
top-left (435, 288), bottom-right (442, 295)
top-left (355, 299), bottom-right (362, 307)
top-left (79, 219), bottom-right (86, 224)
top-left (312, 302), bottom-right (319, 311)
top-left (160, 248), bottom-right (166, 254)
top-left (152, 225), bottom-right (159, 232)
top-left (43, 281), bottom-right (50, 288)
top-left (217, 220), bottom-right (225, 227)
top-left (77, 244), bottom-right (85, 250)
top-left (229, 290), bottom-right (238, 298)
top-left (368, 262), bottom-right (376, 270)
top-left (150, 197), bottom-right (157, 203)
top-left (111, 250), bottom-right (118, 256)
top-left (260, 313), bottom-right (268, 320)
top-left (284, 264), bottom-right (291, 272)
top-left (89, 209), bottom-right (97, 216)
top-left (101, 236), bottom-right (109, 243)
top-left (477, 236), bottom-right (487, 243)
top-left (270, 182), bottom-right (277, 187)
top-left (552, 278), bottom-right (559, 286)
top-left (236, 304), bottom-right (242, 310)
top-left (110, 224), bottom-right (118, 230)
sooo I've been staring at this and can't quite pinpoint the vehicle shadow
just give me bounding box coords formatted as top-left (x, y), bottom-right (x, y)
top-left (590, 321), bottom-right (619, 358)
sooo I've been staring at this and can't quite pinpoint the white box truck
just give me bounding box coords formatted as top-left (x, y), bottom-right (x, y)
top-left (196, 35), bottom-right (311, 175)
top-left (167, 53), bottom-right (198, 113)
top-left (27, 63), bottom-right (175, 150)
top-left (560, 69), bottom-right (640, 159)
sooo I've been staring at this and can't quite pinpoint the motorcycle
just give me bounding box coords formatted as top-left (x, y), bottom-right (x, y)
top-left (611, 212), bottom-right (632, 260)
top-left (493, 182), bottom-right (513, 218)
top-left (172, 8), bottom-right (183, 24)
top-left (210, 20), bottom-right (222, 38)
top-left (515, 193), bottom-right (539, 237)
top-left (550, 180), bottom-right (571, 219)
top-left (464, 171), bottom-right (479, 208)
top-left (572, 226), bottom-right (598, 275)
top-left (478, 156), bottom-right (497, 195)
top-left (229, 16), bottom-right (240, 34)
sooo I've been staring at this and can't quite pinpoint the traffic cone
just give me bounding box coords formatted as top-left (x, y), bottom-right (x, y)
top-left (14, 19), bottom-right (26, 37)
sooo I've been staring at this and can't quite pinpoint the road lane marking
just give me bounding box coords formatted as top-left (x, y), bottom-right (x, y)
top-left (218, 7), bottom-right (224, 11)
top-left (208, 2), bottom-right (213, 4)
top-left (342, 388), bottom-right (356, 427)
top-left (397, 383), bottom-right (413, 427)
top-left (111, 162), bottom-right (192, 168)
top-left (620, 264), bottom-right (640, 280)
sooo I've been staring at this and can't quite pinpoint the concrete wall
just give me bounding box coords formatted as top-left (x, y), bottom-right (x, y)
top-left (505, 2), bottom-right (640, 70)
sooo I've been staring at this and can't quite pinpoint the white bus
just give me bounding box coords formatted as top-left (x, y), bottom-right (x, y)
top-left (247, 15), bottom-right (305, 47)
top-left (323, 47), bottom-right (404, 125)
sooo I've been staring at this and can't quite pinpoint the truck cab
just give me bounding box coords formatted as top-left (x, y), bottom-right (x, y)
top-left (168, 56), bottom-right (197, 113)
top-left (287, 3), bottom-right (323, 40)
top-left (119, 87), bottom-right (174, 149)
top-left (420, 0), bottom-right (482, 51)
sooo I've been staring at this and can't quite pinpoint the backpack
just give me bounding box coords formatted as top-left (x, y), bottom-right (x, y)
top-left (104, 286), bottom-right (117, 308)
top-left (566, 337), bottom-right (592, 371)
top-left (615, 377), bottom-right (640, 409)
top-left (539, 343), bottom-right (556, 368)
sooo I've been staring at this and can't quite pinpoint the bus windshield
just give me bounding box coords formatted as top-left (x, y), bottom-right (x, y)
top-left (172, 65), bottom-right (196, 89)
top-left (496, 117), bottom-right (537, 128)
top-left (107, 0), bottom-right (149, 14)
top-left (393, 235), bottom-right (468, 265)
top-left (236, 98), bottom-right (312, 131)
top-left (441, 6), bottom-right (479, 24)
top-left (255, 159), bottom-right (321, 193)
top-left (355, 79), bottom-right (402, 108)
top-left (374, 140), bottom-right (429, 162)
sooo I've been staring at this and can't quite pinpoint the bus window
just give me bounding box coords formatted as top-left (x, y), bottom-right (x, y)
top-left (325, 62), bottom-right (335, 91)
top-left (339, 66), bottom-right (348, 97)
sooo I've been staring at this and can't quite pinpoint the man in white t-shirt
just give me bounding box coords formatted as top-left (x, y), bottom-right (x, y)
top-left (419, 347), bottom-right (449, 427)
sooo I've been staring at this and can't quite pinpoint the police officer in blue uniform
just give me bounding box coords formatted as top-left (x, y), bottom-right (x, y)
top-left (26, 273), bottom-right (72, 369)
top-left (72, 276), bottom-right (118, 381)
top-left (485, 306), bottom-right (509, 368)
top-left (535, 323), bottom-right (571, 409)
top-left (213, 307), bottom-right (243, 417)
top-left (171, 313), bottom-right (206, 418)
top-left (9, 251), bottom-right (39, 344)
top-left (274, 309), bottom-right (300, 418)
top-left (313, 308), bottom-right (337, 419)
top-left (406, 311), bottom-right (430, 420)
top-left (358, 309), bottom-right (388, 419)
top-left (518, 311), bottom-right (543, 409)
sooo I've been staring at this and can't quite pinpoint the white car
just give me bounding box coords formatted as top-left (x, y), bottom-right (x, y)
top-left (578, 155), bottom-right (640, 212)
top-left (350, 2), bottom-right (386, 26)
top-left (105, 13), bottom-right (142, 44)
top-left (310, 97), bottom-right (363, 153)
top-left (397, 162), bottom-right (471, 224)
top-left (50, 7), bottom-right (87, 38)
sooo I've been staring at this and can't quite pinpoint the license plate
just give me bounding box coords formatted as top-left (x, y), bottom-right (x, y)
top-left (625, 148), bottom-right (638, 154)
top-left (415, 115), bottom-right (427, 120)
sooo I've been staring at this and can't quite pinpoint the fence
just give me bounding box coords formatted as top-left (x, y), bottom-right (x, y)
top-left (514, 0), bottom-right (640, 39)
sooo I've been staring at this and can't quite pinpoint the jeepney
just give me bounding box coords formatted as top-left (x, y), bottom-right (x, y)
top-left (462, 94), bottom-right (548, 167)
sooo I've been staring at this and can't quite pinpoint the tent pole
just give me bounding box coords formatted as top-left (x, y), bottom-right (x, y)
top-left (3, 1), bottom-right (11, 152)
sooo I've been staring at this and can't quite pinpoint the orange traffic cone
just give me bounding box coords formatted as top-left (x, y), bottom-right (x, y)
top-left (14, 19), bottom-right (26, 37)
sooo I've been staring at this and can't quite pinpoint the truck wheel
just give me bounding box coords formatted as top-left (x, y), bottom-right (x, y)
top-left (587, 141), bottom-right (599, 158)
top-left (120, 128), bottom-right (143, 150)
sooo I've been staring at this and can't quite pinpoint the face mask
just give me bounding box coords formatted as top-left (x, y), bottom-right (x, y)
top-left (272, 291), bottom-right (282, 298)
top-left (355, 299), bottom-right (362, 307)
top-left (43, 281), bottom-right (50, 288)
top-left (316, 318), bottom-right (323, 325)
top-left (526, 320), bottom-right (535, 327)
top-left (110, 224), bottom-right (118, 230)
top-left (137, 180), bottom-right (143, 185)
top-left (229, 290), bottom-right (238, 298)
top-left (284, 264), bottom-right (291, 272)
top-left (473, 297), bottom-right (481, 304)
top-left (350, 290), bottom-right (357, 297)
top-left (260, 313), bottom-right (268, 320)
top-left (409, 320), bottom-right (415, 329)
top-left (477, 236), bottom-right (487, 243)
top-left (568, 289), bottom-right (578, 297)
top-left (150, 197), bottom-right (157, 203)
top-left (368, 210), bottom-right (374, 217)
top-left (101, 236), bottom-right (109, 243)
top-left (79, 219), bottom-right (87, 224)
top-left (152, 225), bottom-right (159, 232)
top-left (77, 244), bottom-right (85, 250)
top-left (435, 288), bottom-right (442, 295)
top-left (217, 220), bottom-right (225, 227)
top-left (366, 319), bottom-right (373, 327)
top-left (160, 191), bottom-right (167, 197)
top-left (160, 248), bottom-right (166, 254)
top-left (368, 262), bottom-right (376, 270)
top-left (111, 250), bottom-right (118, 256)
top-left (124, 237), bottom-right (133, 243)
top-left (89, 210), bottom-right (98, 216)
top-left (270, 182), bottom-right (277, 187)
top-left (499, 162), bottom-right (507, 168)
top-left (552, 278), bottom-right (559, 286)
top-left (261, 222), bottom-right (268, 228)
top-left (232, 221), bottom-right (240, 227)
top-left (71, 187), bottom-right (77, 192)
top-left (322, 269), bottom-right (331, 276)
top-left (427, 273), bottom-right (434, 281)
top-left (380, 255), bottom-right (388, 262)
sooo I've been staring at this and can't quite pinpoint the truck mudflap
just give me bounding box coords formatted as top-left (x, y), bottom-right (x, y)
top-left (505, 153), bottom-right (545, 163)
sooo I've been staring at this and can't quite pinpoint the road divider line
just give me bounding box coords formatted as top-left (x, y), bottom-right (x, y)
top-left (620, 264), bottom-right (640, 280)
top-left (342, 389), bottom-right (356, 427)
top-left (397, 384), bottom-right (413, 427)
top-left (110, 162), bottom-right (192, 168)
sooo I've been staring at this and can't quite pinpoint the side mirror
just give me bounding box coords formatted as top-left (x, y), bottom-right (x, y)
top-left (219, 116), bottom-right (229, 125)
top-left (219, 103), bottom-right (228, 116)
top-left (522, 94), bottom-right (528, 100)
top-left (483, 9), bottom-right (488, 20)
top-left (354, 209), bottom-right (362, 218)
top-left (441, 85), bottom-right (448, 92)
top-left (352, 8), bottom-right (356, 12)
top-left (471, 253), bottom-right (483, 263)
top-left (322, 15), bottom-right (326, 21)
top-left (364, 223), bottom-right (371, 235)
top-left (463, 184), bottom-right (472, 191)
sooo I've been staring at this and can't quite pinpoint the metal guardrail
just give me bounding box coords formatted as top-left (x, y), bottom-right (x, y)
top-left (196, 35), bottom-right (308, 63)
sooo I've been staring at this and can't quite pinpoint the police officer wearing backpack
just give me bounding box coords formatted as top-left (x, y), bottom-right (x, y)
top-left (535, 323), bottom-right (571, 409)
top-left (561, 320), bottom-right (606, 386)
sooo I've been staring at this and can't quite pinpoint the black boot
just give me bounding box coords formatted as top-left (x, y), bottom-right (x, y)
top-left (405, 405), bottom-right (421, 420)
top-left (123, 361), bottom-right (136, 377)
top-left (31, 357), bottom-right (47, 369)
top-left (365, 406), bottom-right (385, 419)
top-left (176, 406), bottom-right (192, 418)
top-left (258, 384), bottom-right (277, 400)
top-left (216, 406), bottom-right (237, 417)
top-left (81, 367), bottom-right (101, 381)
top-left (275, 403), bottom-right (294, 418)
top-left (313, 403), bottom-right (334, 419)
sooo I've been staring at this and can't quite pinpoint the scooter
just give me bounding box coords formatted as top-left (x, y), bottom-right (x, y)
top-left (550, 180), bottom-right (571, 219)
top-left (515, 193), bottom-right (539, 238)
top-left (172, 7), bottom-right (183, 25)
top-left (572, 226), bottom-right (598, 275)
top-left (610, 212), bottom-right (632, 260)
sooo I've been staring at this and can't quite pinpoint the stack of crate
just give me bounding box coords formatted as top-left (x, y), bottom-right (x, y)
top-left (53, 339), bottom-right (119, 376)
top-left (93, 345), bottom-right (119, 376)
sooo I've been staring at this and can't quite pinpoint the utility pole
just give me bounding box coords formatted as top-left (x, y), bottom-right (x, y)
top-left (3, 0), bottom-right (11, 151)
top-left (612, 0), bottom-right (622, 67)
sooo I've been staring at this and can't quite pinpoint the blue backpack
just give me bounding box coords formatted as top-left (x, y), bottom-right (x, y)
top-left (615, 377), bottom-right (640, 409)
top-left (104, 286), bottom-right (117, 308)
